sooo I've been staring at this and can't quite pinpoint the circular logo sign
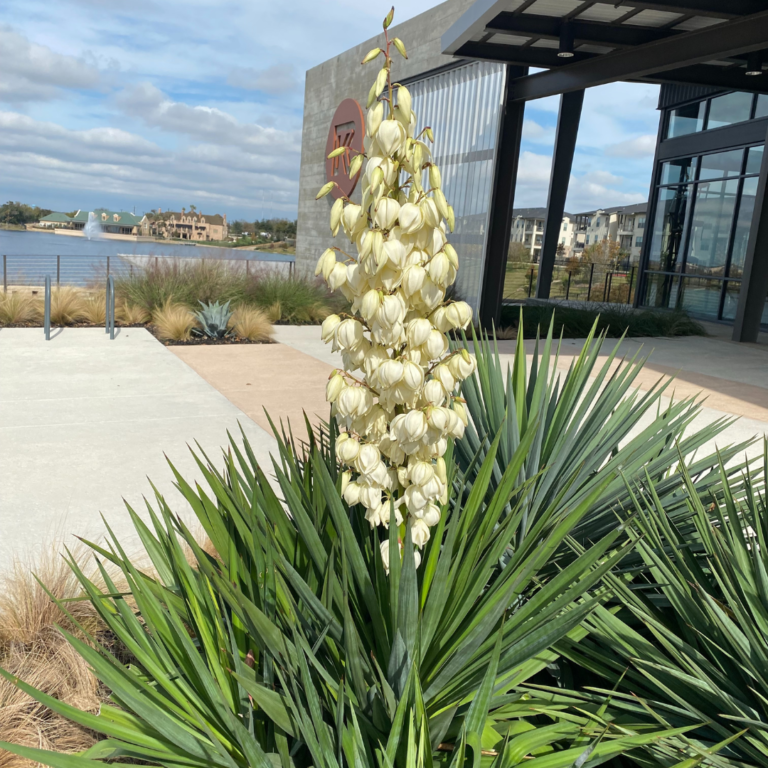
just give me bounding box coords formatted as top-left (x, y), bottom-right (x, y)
top-left (325, 98), bottom-right (365, 200)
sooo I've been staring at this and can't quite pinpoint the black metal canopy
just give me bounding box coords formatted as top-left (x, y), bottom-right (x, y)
top-left (442, 0), bottom-right (768, 100)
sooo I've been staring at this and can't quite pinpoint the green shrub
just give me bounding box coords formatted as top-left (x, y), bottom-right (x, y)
top-left (242, 270), bottom-right (347, 324)
top-left (499, 303), bottom-right (707, 339)
top-left (115, 260), bottom-right (341, 325)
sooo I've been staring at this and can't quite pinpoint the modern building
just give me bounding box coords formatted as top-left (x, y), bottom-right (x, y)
top-left (509, 208), bottom-right (549, 260)
top-left (143, 208), bottom-right (228, 241)
top-left (570, 203), bottom-right (647, 262)
top-left (297, 0), bottom-right (768, 342)
top-left (70, 209), bottom-right (145, 235)
top-left (37, 212), bottom-right (72, 229)
top-left (637, 85), bottom-right (768, 327)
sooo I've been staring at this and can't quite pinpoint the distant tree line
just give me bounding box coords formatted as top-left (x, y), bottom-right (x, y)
top-left (229, 218), bottom-right (297, 240)
top-left (1, 201), bottom-right (53, 226)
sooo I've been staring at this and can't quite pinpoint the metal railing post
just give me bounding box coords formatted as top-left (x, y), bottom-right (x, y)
top-left (627, 266), bottom-right (635, 304)
top-left (155, 256), bottom-right (159, 269)
top-left (44, 275), bottom-right (51, 341)
top-left (106, 256), bottom-right (110, 277)
top-left (606, 272), bottom-right (614, 302)
top-left (105, 275), bottom-right (115, 339)
top-left (246, 260), bottom-right (250, 277)
top-left (586, 263), bottom-right (594, 301)
top-left (56, 255), bottom-right (60, 286)
top-left (528, 268), bottom-right (534, 297)
top-left (565, 271), bottom-right (571, 300)
top-left (2, 255), bottom-right (6, 293)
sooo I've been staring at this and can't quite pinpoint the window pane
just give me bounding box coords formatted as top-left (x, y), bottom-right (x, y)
top-left (667, 102), bottom-right (705, 138)
top-left (648, 186), bottom-right (690, 272)
top-left (721, 281), bottom-right (742, 321)
top-left (729, 176), bottom-right (758, 278)
top-left (756, 94), bottom-right (768, 119)
top-left (679, 277), bottom-right (722, 319)
top-left (706, 92), bottom-right (754, 129)
top-left (642, 272), bottom-right (680, 310)
top-left (698, 149), bottom-right (744, 180)
top-left (660, 156), bottom-right (697, 185)
top-left (747, 145), bottom-right (764, 175)
top-left (684, 179), bottom-right (739, 276)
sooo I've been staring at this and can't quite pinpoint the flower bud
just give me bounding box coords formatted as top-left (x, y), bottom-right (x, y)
top-left (444, 242), bottom-right (459, 270)
top-left (421, 199), bottom-right (440, 228)
top-left (328, 261), bottom-right (347, 290)
top-left (447, 348), bottom-right (476, 381)
top-left (342, 203), bottom-right (363, 234)
top-left (382, 239), bottom-right (406, 268)
top-left (404, 483), bottom-right (429, 511)
top-left (330, 197), bottom-right (344, 234)
top-left (343, 481), bottom-right (361, 506)
top-left (401, 361), bottom-right (424, 392)
top-left (397, 85), bottom-right (411, 117)
top-left (359, 485), bottom-right (382, 510)
top-left (422, 503), bottom-right (441, 527)
top-left (355, 444), bottom-right (381, 475)
top-left (377, 294), bottom-right (404, 329)
top-left (402, 410), bottom-right (428, 442)
top-left (407, 317), bottom-right (431, 347)
top-left (367, 101), bottom-right (384, 138)
top-left (337, 318), bottom-right (364, 349)
top-left (380, 540), bottom-right (393, 574)
top-left (453, 400), bottom-right (468, 426)
top-left (336, 434), bottom-right (360, 463)
top-left (321, 314), bottom-right (341, 343)
top-left (423, 378), bottom-right (446, 406)
top-left (430, 306), bottom-right (451, 334)
top-left (432, 189), bottom-right (449, 219)
top-left (401, 264), bottom-right (425, 297)
top-left (428, 252), bottom-right (450, 285)
top-left (377, 120), bottom-right (405, 156)
top-left (411, 518), bottom-right (430, 548)
top-left (315, 248), bottom-right (336, 278)
top-left (374, 198), bottom-right (400, 231)
top-left (425, 329), bottom-right (448, 360)
top-left (361, 289), bottom-right (381, 322)
top-left (429, 164), bottom-right (441, 190)
top-left (377, 359), bottom-right (404, 388)
top-left (433, 365), bottom-right (455, 394)
top-left (398, 202), bottom-right (423, 234)
top-left (326, 372), bottom-right (345, 402)
top-left (427, 406), bottom-right (450, 433)
top-left (409, 461), bottom-right (434, 487)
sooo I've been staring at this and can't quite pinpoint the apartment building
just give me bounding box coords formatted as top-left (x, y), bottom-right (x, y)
top-left (143, 208), bottom-right (229, 241)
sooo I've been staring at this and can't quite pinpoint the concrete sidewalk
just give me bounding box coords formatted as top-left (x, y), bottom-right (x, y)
top-left (0, 327), bottom-right (277, 568)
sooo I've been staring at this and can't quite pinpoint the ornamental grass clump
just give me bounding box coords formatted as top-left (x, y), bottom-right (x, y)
top-left (315, 28), bottom-right (475, 570)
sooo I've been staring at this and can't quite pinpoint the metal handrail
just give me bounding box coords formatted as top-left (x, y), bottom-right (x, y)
top-left (106, 274), bottom-right (115, 339)
top-left (44, 275), bottom-right (51, 341)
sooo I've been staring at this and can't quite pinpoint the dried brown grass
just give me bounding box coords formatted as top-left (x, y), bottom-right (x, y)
top-left (49, 288), bottom-right (85, 326)
top-left (229, 306), bottom-right (273, 342)
top-left (78, 294), bottom-right (105, 325)
top-left (152, 300), bottom-right (197, 341)
top-left (0, 293), bottom-right (41, 326)
top-left (116, 301), bottom-right (149, 325)
top-left (0, 547), bottom-right (108, 768)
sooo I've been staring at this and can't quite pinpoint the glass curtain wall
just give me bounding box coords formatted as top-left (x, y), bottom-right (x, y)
top-left (642, 145), bottom-right (763, 321)
top-left (407, 61), bottom-right (506, 313)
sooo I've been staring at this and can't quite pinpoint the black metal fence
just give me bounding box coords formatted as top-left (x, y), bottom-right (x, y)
top-left (504, 260), bottom-right (638, 306)
top-left (2, 253), bottom-right (295, 291)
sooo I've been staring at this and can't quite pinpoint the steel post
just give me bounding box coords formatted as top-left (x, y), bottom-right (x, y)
top-left (44, 275), bottom-right (51, 341)
top-left (587, 263), bottom-right (594, 301)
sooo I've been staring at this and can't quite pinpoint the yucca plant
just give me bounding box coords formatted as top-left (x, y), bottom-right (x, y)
top-left (458, 317), bottom-right (753, 550)
top-left (552, 443), bottom-right (768, 766)
top-left (0, 418), bottom-right (693, 768)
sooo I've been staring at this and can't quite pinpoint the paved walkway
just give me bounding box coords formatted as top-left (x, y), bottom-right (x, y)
top-left (0, 327), bottom-right (277, 568)
top-left (2, 323), bottom-right (766, 569)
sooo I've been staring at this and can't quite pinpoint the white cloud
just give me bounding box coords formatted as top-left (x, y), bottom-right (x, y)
top-left (0, 110), bottom-right (298, 215)
top-left (115, 83), bottom-right (300, 158)
top-left (227, 64), bottom-right (299, 94)
top-left (522, 119), bottom-right (554, 144)
top-left (606, 134), bottom-right (657, 158)
top-left (0, 26), bottom-right (100, 102)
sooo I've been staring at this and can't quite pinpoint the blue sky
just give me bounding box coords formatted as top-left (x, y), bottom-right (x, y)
top-left (0, 0), bottom-right (659, 220)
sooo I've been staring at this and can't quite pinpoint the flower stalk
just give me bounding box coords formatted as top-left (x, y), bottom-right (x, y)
top-left (316, 8), bottom-right (474, 573)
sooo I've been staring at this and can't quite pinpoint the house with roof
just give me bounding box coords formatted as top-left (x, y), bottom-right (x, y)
top-left (70, 209), bottom-right (146, 236)
top-left (142, 208), bottom-right (228, 241)
top-left (38, 212), bottom-right (72, 229)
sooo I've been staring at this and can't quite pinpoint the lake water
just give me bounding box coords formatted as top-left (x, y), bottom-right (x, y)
top-left (1, 230), bottom-right (293, 287)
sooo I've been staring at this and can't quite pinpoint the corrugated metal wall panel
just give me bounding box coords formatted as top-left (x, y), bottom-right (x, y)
top-left (658, 82), bottom-right (727, 110)
top-left (407, 60), bottom-right (506, 313)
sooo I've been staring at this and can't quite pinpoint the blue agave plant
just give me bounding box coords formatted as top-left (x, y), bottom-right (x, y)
top-left (193, 299), bottom-right (233, 338)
